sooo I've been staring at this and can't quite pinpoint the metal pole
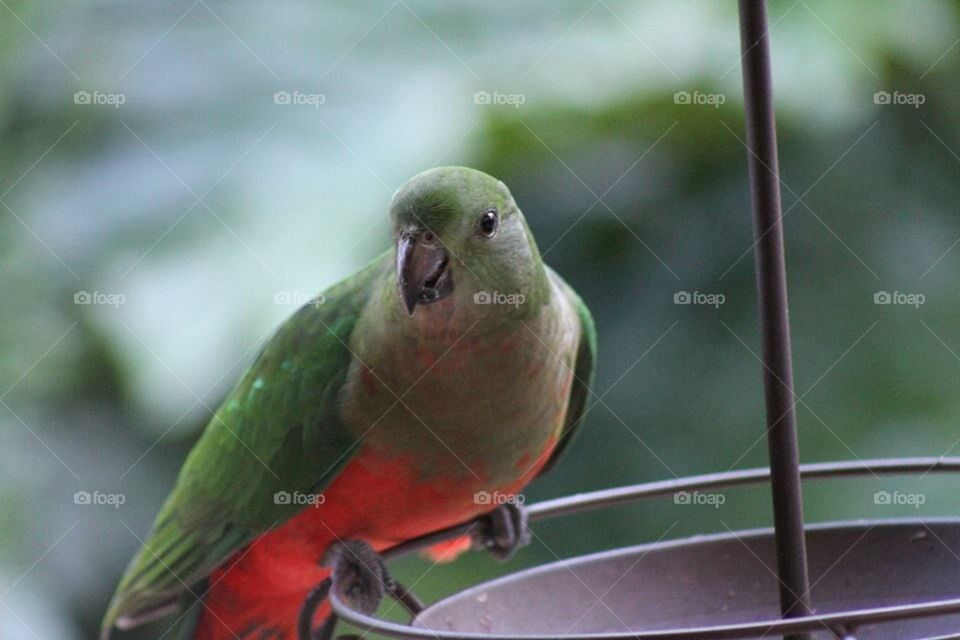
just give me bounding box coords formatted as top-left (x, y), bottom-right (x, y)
top-left (736, 1), bottom-right (813, 637)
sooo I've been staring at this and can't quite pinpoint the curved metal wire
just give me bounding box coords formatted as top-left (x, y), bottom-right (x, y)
top-left (382, 456), bottom-right (960, 560)
top-left (319, 457), bottom-right (960, 640)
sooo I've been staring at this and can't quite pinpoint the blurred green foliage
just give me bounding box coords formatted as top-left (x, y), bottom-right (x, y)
top-left (4, 1), bottom-right (960, 638)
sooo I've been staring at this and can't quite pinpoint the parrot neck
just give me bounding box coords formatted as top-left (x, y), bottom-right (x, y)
top-left (343, 254), bottom-right (578, 485)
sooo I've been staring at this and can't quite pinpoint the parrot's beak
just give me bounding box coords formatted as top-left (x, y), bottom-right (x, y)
top-left (397, 232), bottom-right (452, 316)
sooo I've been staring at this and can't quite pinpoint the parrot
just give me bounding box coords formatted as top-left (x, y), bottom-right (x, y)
top-left (101, 166), bottom-right (596, 640)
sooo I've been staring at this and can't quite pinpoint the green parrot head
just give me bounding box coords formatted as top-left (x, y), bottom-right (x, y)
top-left (389, 166), bottom-right (546, 317)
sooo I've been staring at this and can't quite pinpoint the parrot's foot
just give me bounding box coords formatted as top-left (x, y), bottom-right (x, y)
top-left (471, 501), bottom-right (531, 561)
top-left (302, 540), bottom-right (425, 640)
top-left (324, 540), bottom-right (394, 615)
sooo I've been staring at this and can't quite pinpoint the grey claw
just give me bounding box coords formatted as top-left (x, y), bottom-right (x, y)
top-left (325, 540), bottom-right (392, 615)
top-left (305, 540), bottom-right (422, 640)
top-left (472, 501), bottom-right (531, 561)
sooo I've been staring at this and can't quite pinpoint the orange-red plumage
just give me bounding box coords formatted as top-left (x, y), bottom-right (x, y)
top-left (195, 438), bottom-right (556, 639)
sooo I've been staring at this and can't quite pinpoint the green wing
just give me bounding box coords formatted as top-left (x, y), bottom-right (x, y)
top-left (101, 262), bottom-right (381, 637)
top-left (538, 271), bottom-right (596, 477)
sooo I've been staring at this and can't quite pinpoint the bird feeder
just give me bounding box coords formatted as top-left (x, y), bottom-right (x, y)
top-left (304, 1), bottom-right (960, 638)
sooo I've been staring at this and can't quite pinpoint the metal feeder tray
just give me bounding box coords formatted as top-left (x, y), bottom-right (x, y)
top-left (328, 459), bottom-right (960, 640)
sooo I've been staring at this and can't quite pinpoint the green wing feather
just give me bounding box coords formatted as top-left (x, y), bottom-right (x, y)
top-left (101, 261), bottom-right (382, 638)
top-left (538, 270), bottom-right (596, 477)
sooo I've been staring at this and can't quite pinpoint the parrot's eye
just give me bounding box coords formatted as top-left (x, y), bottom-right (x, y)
top-left (478, 209), bottom-right (499, 238)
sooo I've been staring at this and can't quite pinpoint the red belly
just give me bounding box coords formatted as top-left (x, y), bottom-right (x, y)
top-left (194, 437), bottom-right (555, 639)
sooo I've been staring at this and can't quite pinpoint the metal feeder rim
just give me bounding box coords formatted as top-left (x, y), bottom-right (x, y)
top-left (332, 519), bottom-right (960, 640)
top-left (381, 456), bottom-right (960, 561)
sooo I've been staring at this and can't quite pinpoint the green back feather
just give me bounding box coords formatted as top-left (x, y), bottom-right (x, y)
top-left (101, 261), bottom-right (380, 637)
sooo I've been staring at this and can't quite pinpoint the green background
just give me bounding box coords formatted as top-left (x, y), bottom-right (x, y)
top-left (3, 1), bottom-right (960, 637)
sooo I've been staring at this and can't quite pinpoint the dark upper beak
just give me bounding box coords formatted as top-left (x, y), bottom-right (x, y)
top-left (396, 232), bottom-right (450, 316)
